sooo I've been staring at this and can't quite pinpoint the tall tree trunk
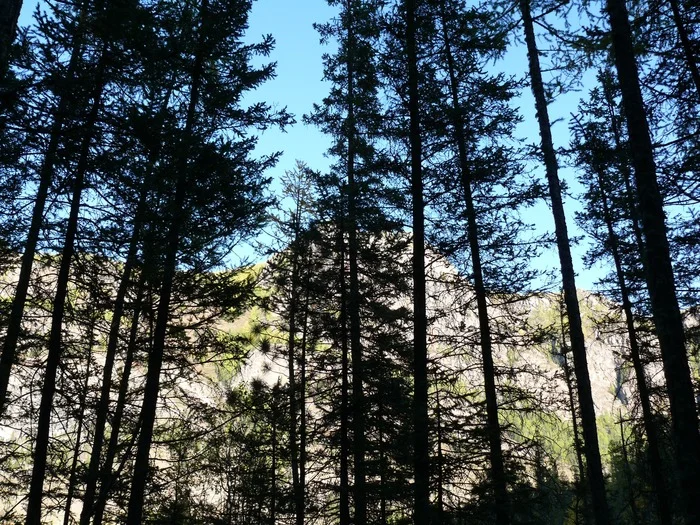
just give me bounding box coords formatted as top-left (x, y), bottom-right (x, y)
top-left (286, 193), bottom-right (306, 525)
top-left (79, 90), bottom-right (170, 525)
top-left (668, 0), bottom-right (700, 97)
top-left (345, 3), bottom-right (366, 523)
top-left (77, 200), bottom-right (142, 525)
top-left (405, 0), bottom-right (431, 522)
top-left (0, 0), bottom-right (90, 414)
top-left (125, 0), bottom-right (208, 517)
top-left (92, 282), bottom-right (143, 525)
top-left (560, 327), bottom-right (589, 525)
top-left (287, 246), bottom-right (303, 525)
top-left (25, 50), bottom-right (107, 525)
top-left (299, 256), bottom-right (311, 524)
top-left (62, 301), bottom-right (96, 525)
top-left (378, 345), bottom-right (387, 525)
top-left (606, 1), bottom-right (700, 522)
top-left (600, 79), bottom-right (646, 258)
top-left (339, 225), bottom-right (351, 525)
top-left (618, 414), bottom-right (640, 524)
top-left (271, 394), bottom-right (278, 525)
top-left (519, 2), bottom-right (610, 522)
top-left (439, 6), bottom-right (509, 523)
top-left (435, 383), bottom-right (444, 525)
top-left (573, 115), bottom-right (673, 525)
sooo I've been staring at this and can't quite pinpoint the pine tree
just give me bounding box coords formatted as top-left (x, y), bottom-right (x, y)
top-left (571, 74), bottom-right (672, 524)
top-left (124, 0), bottom-right (288, 519)
top-left (518, 1), bottom-right (611, 522)
top-left (605, 0), bottom-right (700, 521)
top-left (0, 0), bottom-right (95, 415)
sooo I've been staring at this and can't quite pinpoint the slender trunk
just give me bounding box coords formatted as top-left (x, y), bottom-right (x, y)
top-left (618, 414), bottom-right (640, 524)
top-left (299, 255), bottom-right (311, 522)
top-left (25, 50), bottom-right (107, 525)
top-left (379, 386), bottom-right (387, 525)
top-left (406, 1), bottom-right (430, 522)
top-left (78, 219), bottom-right (140, 524)
top-left (124, 155), bottom-right (183, 522)
top-left (62, 306), bottom-right (96, 525)
top-left (601, 82), bottom-right (646, 258)
top-left (339, 225), bottom-right (351, 525)
top-left (92, 282), bottom-right (143, 525)
top-left (345, 3), bottom-right (366, 523)
top-left (0, 0), bottom-right (90, 414)
top-left (668, 0), bottom-right (700, 98)
top-left (606, 1), bottom-right (700, 522)
top-left (440, 6), bottom-right (509, 522)
top-left (287, 247), bottom-right (302, 525)
top-left (520, 2), bottom-right (610, 522)
top-left (79, 90), bottom-right (170, 525)
top-left (562, 347), bottom-right (588, 525)
top-left (435, 384), bottom-right (444, 525)
top-left (574, 115), bottom-right (673, 525)
top-left (271, 402), bottom-right (277, 525)
top-left (96, 412), bottom-right (143, 524)
top-left (602, 182), bottom-right (673, 525)
top-left (125, 1), bottom-right (208, 517)
top-left (378, 346), bottom-right (387, 525)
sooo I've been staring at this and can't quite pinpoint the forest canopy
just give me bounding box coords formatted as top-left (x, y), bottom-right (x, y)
top-left (0, 0), bottom-right (699, 524)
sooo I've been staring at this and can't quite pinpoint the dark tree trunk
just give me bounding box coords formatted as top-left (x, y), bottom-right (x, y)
top-left (25, 51), bottom-right (107, 525)
top-left (78, 189), bottom-right (144, 525)
top-left (378, 346), bottom-right (388, 525)
top-left (92, 282), bottom-right (143, 525)
top-left (62, 305), bottom-right (96, 525)
top-left (124, 150), bottom-right (184, 523)
top-left (345, 3), bottom-right (366, 523)
top-left (520, 2), bottom-right (610, 523)
top-left (573, 115), bottom-right (673, 525)
top-left (0, 0), bottom-right (90, 414)
top-left (601, 82), bottom-right (646, 258)
top-left (435, 383), bottom-right (444, 525)
top-left (339, 226), bottom-right (351, 525)
top-left (271, 396), bottom-right (278, 525)
top-left (125, 0), bottom-right (208, 518)
top-left (560, 332), bottom-right (589, 525)
top-left (606, 1), bottom-right (700, 522)
top-left (439, 5), bottom-right (509, 523)
top-left (287, 248), bottom-right (303, 525)
top-left (618, 414), bottom-right (640, 524)
top-left (405, 0), bottom-right (431, 522)
top-left (79, 89), bottom-right (170, 525)
top-left (299, 256), bottom-right (311, 523)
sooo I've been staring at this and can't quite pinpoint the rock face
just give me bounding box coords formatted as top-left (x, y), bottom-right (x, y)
top-left (0, 251), bottom-right (669, 521)
top-left (234, 249), bottom-right (660, 457)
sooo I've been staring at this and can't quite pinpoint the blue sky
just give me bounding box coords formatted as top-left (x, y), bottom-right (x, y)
top-left (242, 0), bottom-right (602, 290)
top-left (18, 0), bottom-right (604, 290)
top-left (244, 0), bottom-right (336, 175)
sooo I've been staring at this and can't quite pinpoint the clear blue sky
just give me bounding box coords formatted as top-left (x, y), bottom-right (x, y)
top-left (244, 0), bottom-right (602, 290)
top-left (244, 0), bottom-right (336, 175)
top-left (18, 0), bottom-right (603, 290)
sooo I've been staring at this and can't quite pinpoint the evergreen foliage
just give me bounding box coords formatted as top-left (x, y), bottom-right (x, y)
top-left (0, 0), bottom-right (699, 523)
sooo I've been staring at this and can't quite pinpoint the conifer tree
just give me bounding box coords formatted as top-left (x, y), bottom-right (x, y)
top-left (605, 0), bottom-right (700, 521)
top-left (405, 0), bottom-right (431, 521)
top-left (571, 74), bottom-right (672, 524)
top-left (0, 0), bottom-right (95, 415)
top-left (124, 0), bottom-right (288, 519)
top-left (518, 1), bottom-right (610, 522)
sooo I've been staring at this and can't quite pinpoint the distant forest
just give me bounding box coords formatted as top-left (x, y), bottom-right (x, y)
top-left (0, 0), bottom-right (699, 523)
